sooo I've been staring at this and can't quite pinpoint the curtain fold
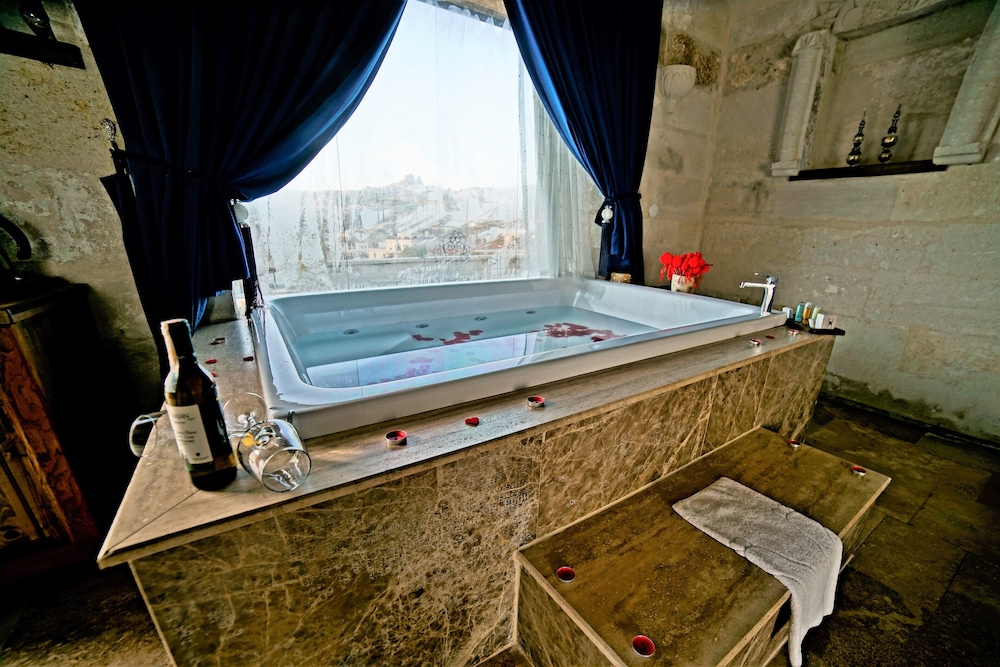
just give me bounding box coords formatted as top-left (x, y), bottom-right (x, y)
top-left (76, 0), bottom-right (405, 346)
top-left (503, 0), bottom-right (661, 284)
top-left (533, 91), bottom-right (602, 279)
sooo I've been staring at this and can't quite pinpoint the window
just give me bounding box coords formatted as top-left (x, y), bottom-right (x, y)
top-left (244, 0), bottom-right (601, 296)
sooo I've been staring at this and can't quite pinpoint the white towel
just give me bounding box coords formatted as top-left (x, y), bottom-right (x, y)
top-left (673, 477), bottom-right (842, 667)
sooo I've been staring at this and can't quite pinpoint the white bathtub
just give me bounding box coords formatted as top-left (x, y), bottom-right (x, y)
top-left (251, 278), bottom-right (786, 439)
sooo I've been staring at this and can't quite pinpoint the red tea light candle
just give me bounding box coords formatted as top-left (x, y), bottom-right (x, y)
top-left (527, 395), bottom-right (545, 409)
top-left (788, 439), bottom-right (801, 449)
top-left (555, 566), bottom-right (576, 583)
top-left (385, 430), bottom-right (408, 447)
top-left (632, 635), bottom-right (655, 657)
top-left (850, 465), bottom-right (867, 476)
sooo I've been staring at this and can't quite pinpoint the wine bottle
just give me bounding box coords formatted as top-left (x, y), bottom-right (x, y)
top-left (160, 318), bottom-right (237, 490)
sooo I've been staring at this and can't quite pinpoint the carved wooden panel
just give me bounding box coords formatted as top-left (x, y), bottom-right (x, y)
top-left (0, 284), bottom-right (100, 581)
top-left (0, 430), bottom-right (42, 552)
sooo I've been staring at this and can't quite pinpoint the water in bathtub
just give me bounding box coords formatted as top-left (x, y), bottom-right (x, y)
top-left (295, 306), bottom-right (655, 388)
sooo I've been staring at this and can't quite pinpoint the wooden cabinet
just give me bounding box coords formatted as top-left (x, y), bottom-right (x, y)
top-left (0, 281), bottom-right (100, 582)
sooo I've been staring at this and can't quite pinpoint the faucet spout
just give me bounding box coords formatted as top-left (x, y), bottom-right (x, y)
top-left (739, 275), bottom-right (778, 317)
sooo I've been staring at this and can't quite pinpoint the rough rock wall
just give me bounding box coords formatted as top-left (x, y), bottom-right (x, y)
top-left (640, 0), bottom-right (730, 285)
top-left (686, 0), bottom-right (1000, 441)
top-left (0, 4), bottom-right (160, 427)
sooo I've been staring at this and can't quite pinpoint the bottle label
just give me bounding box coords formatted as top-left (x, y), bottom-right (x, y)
top-left (166, 404), bottom-right (215, 464)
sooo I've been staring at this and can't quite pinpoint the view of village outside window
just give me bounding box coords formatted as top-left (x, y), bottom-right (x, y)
top-left (243, 1), bottom-right (600, 297)
top-left (244, 174), bottom-right (530, 294)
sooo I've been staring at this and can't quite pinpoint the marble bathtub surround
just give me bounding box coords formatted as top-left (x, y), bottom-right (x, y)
top-left (101, 317), bottom-right (834, 665)
top-left (99, 320), bottom-right (831, 567)
top-left (517, 567), bottom-right (617, 667)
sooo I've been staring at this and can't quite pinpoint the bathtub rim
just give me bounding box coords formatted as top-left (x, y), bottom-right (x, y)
top-left (250, 278), bottom-right (787, 439)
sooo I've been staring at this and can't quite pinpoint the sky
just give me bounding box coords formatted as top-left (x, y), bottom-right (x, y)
top-left (286, 1), bottom-right (525, 193)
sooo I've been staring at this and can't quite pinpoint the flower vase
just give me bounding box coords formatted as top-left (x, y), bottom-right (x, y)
top-left (671, 274), bottom-right (695, 293)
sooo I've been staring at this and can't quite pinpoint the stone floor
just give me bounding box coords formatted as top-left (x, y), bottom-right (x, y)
top-left (2, 397), bottom-right (998, 666)
top-left (765, 399), bottom-right (1000, 667)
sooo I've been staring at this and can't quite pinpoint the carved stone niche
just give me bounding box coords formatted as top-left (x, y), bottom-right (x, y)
top-left (771, 0), bottom-right (1000, 177)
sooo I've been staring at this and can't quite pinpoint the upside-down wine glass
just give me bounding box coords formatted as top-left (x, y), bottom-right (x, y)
top-left (223, 393), bottom-right (312, 492)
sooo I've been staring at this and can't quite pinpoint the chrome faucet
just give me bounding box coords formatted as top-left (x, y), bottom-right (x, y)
top-left (739, 274), bottom-right (778, 316)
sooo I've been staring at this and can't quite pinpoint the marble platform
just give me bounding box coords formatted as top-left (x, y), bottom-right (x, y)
top-left (99, 317), bottom-right (835, 666)
top-left (515, 428), bottom-right (890, 667)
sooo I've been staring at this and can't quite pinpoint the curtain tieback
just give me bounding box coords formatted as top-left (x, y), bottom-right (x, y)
top-left (593, 192), bottom-right (641, 227)
top-left (114, 148), bottom-right (244, 200)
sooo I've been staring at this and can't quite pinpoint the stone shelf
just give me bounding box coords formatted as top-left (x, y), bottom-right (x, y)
top-left (788, 160), bottom-right (947, 181)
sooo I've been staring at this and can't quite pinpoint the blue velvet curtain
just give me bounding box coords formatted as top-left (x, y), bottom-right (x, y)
top-left (503, 0), bottom-right (661, 283)
top-left (76, 0), bottom-right (405, 343)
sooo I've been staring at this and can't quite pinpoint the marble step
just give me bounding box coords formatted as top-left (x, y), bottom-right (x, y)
top-left (515, 427), bottom-right (890, 667)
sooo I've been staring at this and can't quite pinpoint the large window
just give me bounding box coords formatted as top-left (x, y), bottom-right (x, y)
top-left (244, 0), bottom-right (601, 296)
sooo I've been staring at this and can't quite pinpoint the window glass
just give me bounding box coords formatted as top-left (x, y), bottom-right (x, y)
top-left (244, 0), bottom-right (600, 295)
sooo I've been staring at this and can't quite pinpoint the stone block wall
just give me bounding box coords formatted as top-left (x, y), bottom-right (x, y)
top-left (639, 0), bottom-right (1000, 442)
top-left (639, 0), bottom-right (730, 285)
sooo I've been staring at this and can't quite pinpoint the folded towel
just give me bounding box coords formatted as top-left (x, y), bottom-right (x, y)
top-left (673, 477), bottom-right (842, 667)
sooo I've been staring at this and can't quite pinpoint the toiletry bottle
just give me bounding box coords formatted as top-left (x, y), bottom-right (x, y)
top-left (794, 302), bottom-right (805, 323)
top-left (803, 302), bottom-right (813, 320)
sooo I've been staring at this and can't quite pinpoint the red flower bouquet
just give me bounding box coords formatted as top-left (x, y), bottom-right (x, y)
top-left (659, 251), bottom-right (711, 289)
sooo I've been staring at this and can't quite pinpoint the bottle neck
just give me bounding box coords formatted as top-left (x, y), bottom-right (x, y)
top-left (161, 318), bottom-right (198, 369)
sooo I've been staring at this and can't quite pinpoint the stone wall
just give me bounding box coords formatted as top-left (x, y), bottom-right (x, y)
top-left (1, 1), bottom-right (160, 514)
top-left (640, 0), bottom-right (731, 285)
top-left (0, 2), bottom-right (160, 416)
top-left (129, 337), bottom-right (832, 667)
top-left (642, 0), bottom-right (1000, 442)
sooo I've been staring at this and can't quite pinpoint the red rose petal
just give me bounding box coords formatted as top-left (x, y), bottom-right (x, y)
top-left (243, 355), bottom-right (255, 361)
top-left (205, 358), bottom-right (217, 364)
top-left (464, 417), bottom-right (480, 426)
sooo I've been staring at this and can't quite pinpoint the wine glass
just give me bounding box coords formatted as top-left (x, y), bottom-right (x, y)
top-left (127, 410), bottom-right (167, 457)
top-left (223, 393), bottom-right (311, 492)
top-left (223, 392), bottom-right (269, 441)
